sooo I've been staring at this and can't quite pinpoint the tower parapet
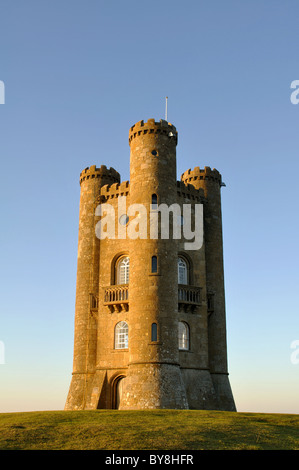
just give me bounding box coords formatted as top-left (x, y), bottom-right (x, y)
top-left (100, 181), bottom-right (130, 200)
top-left (181, 166), bottom-right (222, 186)
top-left (80, 165), bottom-right (120, 186)
top-left (129, 118), bottom-right (178, 145)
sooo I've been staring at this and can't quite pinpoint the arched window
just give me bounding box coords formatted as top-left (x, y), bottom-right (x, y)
top-left (178, 257), bottom-right (188, 285)
top-left (178, 321), bottom-right (189, 350)
top-left (151, 194), bottom-right (158, 209)
top-left (151, 255), bottom-right (158, 273)
top-left (114, 321), bottom-right (129, 349)
top-left (151, 323), bottom-right (158, 342)
top-left (116, 256), bottom-right (130, 285)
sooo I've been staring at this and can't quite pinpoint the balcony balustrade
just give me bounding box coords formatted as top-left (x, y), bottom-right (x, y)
top-left (103, 284), bottom-right (201, 313)
top-left (178, 285), bottom-right (201, 312)
top-left (104, 285), bottom-right (129, 312)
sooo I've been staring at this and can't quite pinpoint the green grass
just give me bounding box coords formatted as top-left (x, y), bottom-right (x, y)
top-left (0, 409), bottom-right (298, 450)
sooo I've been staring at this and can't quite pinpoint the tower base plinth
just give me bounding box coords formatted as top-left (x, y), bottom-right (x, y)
top-left (119, 363), bottom-right (189, 410)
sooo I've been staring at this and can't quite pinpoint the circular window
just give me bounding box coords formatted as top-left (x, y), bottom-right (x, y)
top-left (119, 214), bottom-right (129, 226)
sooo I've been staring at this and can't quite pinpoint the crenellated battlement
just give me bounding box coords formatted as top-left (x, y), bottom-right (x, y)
top-left (98, 180), bottom-right (205, 203)
top-left (100, 180), bottom-right (130, 200)
top-left (176, 181), bottom-right (205, 202)
top-left (129, 118), bottom-right (178, 145)
top-left (80, 165), bottom-right (120, 185)
top-left (181, 166), bottom-right (222, 185)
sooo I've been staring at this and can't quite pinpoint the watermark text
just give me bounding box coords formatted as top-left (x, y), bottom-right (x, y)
top-left (0, 81), bottom-right (4, 104)
top-left (290, 340), bottom-right (299, 365)
top-left (290, 80), bottom-right (299, 105)
top-left (95, 196), bottom-right (203, 251)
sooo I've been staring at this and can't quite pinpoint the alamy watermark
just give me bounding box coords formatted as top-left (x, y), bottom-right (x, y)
top-left (0, 341), bottom-right (5, 364)
top-left (290, 340), bottom-right (299, 365)
top-left (290, 80), bottom-right (299, 105)
top-left (0, 81), bottom-right (5, 104)
top-left (95, 196), bottom-right (203, 250)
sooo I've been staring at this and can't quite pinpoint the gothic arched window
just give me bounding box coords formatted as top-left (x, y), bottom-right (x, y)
top-left (178, 257), bottom-right (188, 285)
top-left (178, 321), bottom-right (190, 350)
top-left (115, 321), bottom-right (129, 349)
top-left (116, 256), bottom-right (130, 285)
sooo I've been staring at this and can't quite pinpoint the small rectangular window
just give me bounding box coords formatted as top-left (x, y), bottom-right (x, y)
top-left (151, 323), bottom-right (158, 342)
top-left (151, 256), bottom-right (158, 273)
top-left (151, 194), bottom-right (158, 210)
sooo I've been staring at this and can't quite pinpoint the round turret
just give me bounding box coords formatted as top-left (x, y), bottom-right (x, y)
top-left (129, 119), bottom-right (178, 205)
top-left (120, 118), bottom-right (188, 410)
top-left (181, 165), bottom-right (235, 410)
top-left (65, 163), bottom-right (120, 410)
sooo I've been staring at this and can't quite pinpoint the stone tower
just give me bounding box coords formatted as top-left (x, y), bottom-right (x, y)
top-left (65, 118), bottom-right (236, 411)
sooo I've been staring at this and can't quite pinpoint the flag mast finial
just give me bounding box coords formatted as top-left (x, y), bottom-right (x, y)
top-left (165, 96), bottom-right (168, 121)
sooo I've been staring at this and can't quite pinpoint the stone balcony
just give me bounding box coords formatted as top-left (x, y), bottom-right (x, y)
top-left (178, 285), bottom-right (202, 312)
top-left (103, 284), bottom-right (201, 314)
top-left (104, 284), bottom-right (129, 313)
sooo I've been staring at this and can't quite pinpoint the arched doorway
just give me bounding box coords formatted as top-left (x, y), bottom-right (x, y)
top-left (113, 375), bottom-right (126, 409)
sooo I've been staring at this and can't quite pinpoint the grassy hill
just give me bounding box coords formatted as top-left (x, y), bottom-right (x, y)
top-left (0, 409), bottom-right (298, 450)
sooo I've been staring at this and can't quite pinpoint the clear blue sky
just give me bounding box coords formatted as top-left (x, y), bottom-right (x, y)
top-left (0, 0), bottom-right (298, 414)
